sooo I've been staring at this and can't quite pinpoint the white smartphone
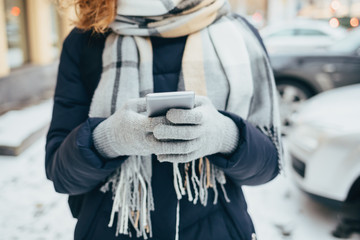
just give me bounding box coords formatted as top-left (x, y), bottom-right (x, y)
top-left (146, 91), bottom-right (195, 117)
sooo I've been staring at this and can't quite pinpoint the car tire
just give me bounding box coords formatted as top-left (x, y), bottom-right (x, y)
top-left (347, 177), bottom-right (360, 202)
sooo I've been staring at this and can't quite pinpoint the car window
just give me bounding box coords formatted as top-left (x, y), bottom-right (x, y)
top-left (296, 29), bottom-right (327, 36)
top-left (268, 29), bottom-right (296, 38)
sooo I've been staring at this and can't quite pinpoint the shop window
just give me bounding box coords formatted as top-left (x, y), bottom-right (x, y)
top-left (4, 0), bottom-right (28, 68)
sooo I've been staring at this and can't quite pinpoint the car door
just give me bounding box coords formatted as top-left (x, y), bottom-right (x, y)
top-left (328, 49), bottom-right (360, 88)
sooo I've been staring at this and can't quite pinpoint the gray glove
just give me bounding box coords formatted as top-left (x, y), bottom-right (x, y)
top-left (154, 96), bottom-right (240, 163)
top-left (93, 98), bottom-right (202, 158)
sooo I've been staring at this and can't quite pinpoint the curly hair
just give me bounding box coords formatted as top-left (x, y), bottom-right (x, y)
top-left (57, 0), bottom-right (117, 33)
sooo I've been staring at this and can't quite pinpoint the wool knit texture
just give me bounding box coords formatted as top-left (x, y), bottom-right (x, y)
top-left (93, 96), bottom-right (239, 160)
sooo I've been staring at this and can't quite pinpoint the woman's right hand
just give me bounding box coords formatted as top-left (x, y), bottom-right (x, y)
top-left (92, 98), bottom-right (201, 159)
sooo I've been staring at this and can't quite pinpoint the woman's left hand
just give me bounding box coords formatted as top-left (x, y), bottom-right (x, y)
top-left (154, 96), bottom-right (239, 163)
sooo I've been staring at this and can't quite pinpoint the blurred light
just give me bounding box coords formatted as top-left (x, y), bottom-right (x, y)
top-left (329, 17), bottom-right (340, 28)
top-left (252, 12), bottom-right (263, 23)
top-left (350, 17), bottom-right (359, 28)
top-left (11, 6), bottom-right (21, 17)
top-left (330, 0), bottom-right (341, 11)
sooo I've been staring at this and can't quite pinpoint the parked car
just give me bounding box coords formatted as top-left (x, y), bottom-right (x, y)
top-left (270, 28), bottom-right (360, 126)
top-left (260, 19), bottom-right (347, 54)
top-left (287, 84), bottom-right (360, 205)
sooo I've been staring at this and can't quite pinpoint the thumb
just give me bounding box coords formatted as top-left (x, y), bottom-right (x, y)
top-left (123, 98), bottom-right (147, 113)
top-left (194, 95), bottom-right (212, 107)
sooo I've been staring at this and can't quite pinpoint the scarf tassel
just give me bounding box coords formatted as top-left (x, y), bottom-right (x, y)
top-left (172, 157), bottom-right (230, 206)
top-left (172, 157), bottom-right (230, 240)
top-left (100, 157), bottom-right (154, 239)
top-left (101, 157), bottom-right (229, 240)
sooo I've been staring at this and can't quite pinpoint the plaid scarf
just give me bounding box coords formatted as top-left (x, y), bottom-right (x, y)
top-left (89, 0), bottom-right (283, 238)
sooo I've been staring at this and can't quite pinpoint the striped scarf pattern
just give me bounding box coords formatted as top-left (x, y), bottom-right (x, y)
top-left (89, 0), bottom-right (283, 238)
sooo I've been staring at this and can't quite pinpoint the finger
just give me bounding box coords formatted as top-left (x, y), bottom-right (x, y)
top-left (145, 134), bottom-right (201, 154)
top-left (194, 95), bottom-right (211, 107)
top-left (157, 152), bottom-right (199, 163)
top-left (166, 108), bottom-right (204, 125)
top-left (153, 124), bottom-right (203, 140)
top-left (145, 116), bottom-right (168, 132)
top-left (124, 98), bottom-right (147, 113)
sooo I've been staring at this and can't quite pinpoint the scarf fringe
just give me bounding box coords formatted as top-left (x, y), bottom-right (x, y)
top-left (100, 157), bottom-right (229, 239)
top-left (172, 157), bottom-right (230, 240)
top-left (172, 158), bottom-right (230, 206)
top-left (100, 156), bottom-right (154, 239)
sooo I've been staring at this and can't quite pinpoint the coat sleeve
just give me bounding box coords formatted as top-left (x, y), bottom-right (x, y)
top-left (45, 29), bottom-right (126, 195)
top-left (208, 111), bottom-right (279, 186)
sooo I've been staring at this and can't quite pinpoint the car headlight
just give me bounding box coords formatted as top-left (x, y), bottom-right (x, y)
top-left (289, 126), bottom-right (321, 153)
top-left (289, 120), bottom-right (346, 154)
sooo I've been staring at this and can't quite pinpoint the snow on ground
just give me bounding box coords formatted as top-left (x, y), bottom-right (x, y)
top-left (244, 175), bottom-right (360, 240)
top-left (0, 137), bottom-right (76, 240)
top-left (0, 102), bottom-right (359, 240)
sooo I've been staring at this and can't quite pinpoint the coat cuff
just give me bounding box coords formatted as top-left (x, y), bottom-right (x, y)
top-left (76, 118), bottom-right (127, 169)
top-left (218, 114), bottom-right (240, 155)
top-left (207, 110), bottom-right (279, 186)
top-left (207, 111), bottom-right (246, 169)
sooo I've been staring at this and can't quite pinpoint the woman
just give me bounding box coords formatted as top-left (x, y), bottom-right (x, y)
top-left (46, 0), bottom-right (283, 239)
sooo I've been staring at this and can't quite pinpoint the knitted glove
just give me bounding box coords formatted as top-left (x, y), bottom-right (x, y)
top-left (93, 98), bottom-right (202, 158)
top-left (154, 96), bottom-right (240, 163)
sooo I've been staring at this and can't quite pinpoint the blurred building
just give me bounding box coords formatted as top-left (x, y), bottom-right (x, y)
top-left (298, 0), bottom-right (360, 18)
top-left (230, 0), bottom-right (360, 28)
top-left (297, 0), bottom-right (360, 28)
top-left (0, 0), bottom-right (74, 114)
top-left (230, 0), bottom-right (298, 28)
top-left (268, 0), bottom-right (360, 27)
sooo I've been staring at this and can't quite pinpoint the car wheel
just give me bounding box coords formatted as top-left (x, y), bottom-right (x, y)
top-left (276, 80), bottom-right (314, 132)
top-left (347, 177), bottom-right (360, 202)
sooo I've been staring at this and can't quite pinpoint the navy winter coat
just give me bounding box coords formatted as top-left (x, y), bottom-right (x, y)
top-left (45, 22), bottom-right (279, 240)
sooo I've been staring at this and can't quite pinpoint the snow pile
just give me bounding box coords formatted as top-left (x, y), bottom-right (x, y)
top-left (0, 101), bottom-right (52, 147)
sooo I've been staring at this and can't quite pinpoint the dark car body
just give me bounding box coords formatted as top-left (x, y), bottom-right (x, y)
top-left (270, 28), bottom-right (360, 97)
